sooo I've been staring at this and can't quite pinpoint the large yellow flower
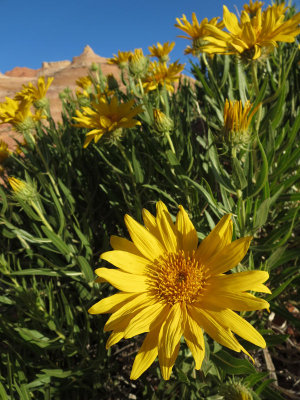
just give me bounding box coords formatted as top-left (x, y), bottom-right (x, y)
top-left (148, 42), bottom-right (175, 63)
top-left (142, 61), bottom-right (185, 93)
top-left (202, 4), bottom-right (300, 60)
top-left (89, 201), bottom-right (270, 380)
top-left (73, 95), bottom-right (143, 147)
top-left (175, 13), bottom-right (224, 55)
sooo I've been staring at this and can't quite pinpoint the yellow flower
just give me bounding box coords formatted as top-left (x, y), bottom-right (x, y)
top-left (0, 140), bottom-right (11, 164)
top-left (142, 61), bottom-right (185, 93)
top-left (0, 97), bottom-right (43, 132)
top-left (89, 201), bottom-right (270, 380)
top-left (148, 42), bottom-right (175, 63)
top-left (108, 50), bottom-right (133, 68)
top-left (223, 99), bottom-right (259, 146)
top-left (76, 76), bottom-right (93, 91)
top-left (243, 1), bottom-right (264, 17)
top-left (73, 95), bottom-right (143, 147)
top-left (15, 76), bottom-right (53, 107)
top-left (175, 13), bottom-right (224, 55)
top-left (202, 5), bottom-right (300, 60)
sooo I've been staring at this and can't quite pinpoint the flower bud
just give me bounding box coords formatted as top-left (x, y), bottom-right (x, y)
top-left (129, 49), bottom-right (149, 78)
top-left (153, 109), bottom-right (174, 133)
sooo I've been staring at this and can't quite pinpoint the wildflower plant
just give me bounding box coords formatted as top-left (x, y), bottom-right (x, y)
top-left (0, 0), bottom-right (299, 398)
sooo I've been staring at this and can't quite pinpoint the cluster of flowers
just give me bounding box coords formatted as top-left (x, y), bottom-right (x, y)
top-left (0, 76), bottom-right (53, 133)
top-left (73, 42), bottom-right (184, 148)
top-left (108, 43), bottom-right (185, 93)
top-left (0, 77), bottom-right (53, 172)
top-left (176, 1), bottom-right (300, 60)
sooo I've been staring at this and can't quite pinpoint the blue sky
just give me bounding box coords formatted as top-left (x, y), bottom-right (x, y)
top-left (1, 0), bottom-right (300, 74)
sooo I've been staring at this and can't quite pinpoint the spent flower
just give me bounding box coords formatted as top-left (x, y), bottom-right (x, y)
top-left (89, 201), bottom-right (270, 380)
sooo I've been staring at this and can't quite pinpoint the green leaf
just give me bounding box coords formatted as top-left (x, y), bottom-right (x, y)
top-left (131, 146), bottom-right (144, 184)
top-left (248, 135), bottom-right (268, 198)
top-left (266, 274), bottom-right (300, 302)
top-left (76, 256), bottom-right (94, 282)
top-left (41, 226), bottom-right (73, 258)
top-left (211, 350), bottom-right (256, 375)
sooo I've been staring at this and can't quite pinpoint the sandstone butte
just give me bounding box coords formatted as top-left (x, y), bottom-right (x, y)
top-left (0, 45), bottom-right (123, 148)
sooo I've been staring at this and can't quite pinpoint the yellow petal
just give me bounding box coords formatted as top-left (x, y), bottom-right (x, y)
top-left (202, 291), bottom-right (270, 311)
top-left (196, 214), bottom-right (233, 262)
top-left (223, 5), bottom-right (241, 35)
top-left (124, 303), bottom-right (169, 339)
top-left (110, 235), bottom-right (141, 256)
top-left (156, 201), bottom-right (179, 253)
top-left (88, 292), bottom-right (136, 314)
top-left (207, 309), bottom-right (266, 348)
top-left (124, 214), bottom-right (165, 261)
top-left (207, 270), bottom-right (271, 293)
top-left (142, 208), bottom-right (160, 236)
top-left (101, 250), bottom-right (150, 275)
top-left (158, 303), bottom-right (185, 380)
top-left (95, 268), bottom-right (148, 292)
top-left (104, 292), bottom-right (152, 331)
top-left (106, 331), bottom-right (124, 349)
top-left (189, 305), bottom-right (242, 352)
top-left (184, 309), bottom-right (205, 369)
top-left (130, 324), bottom-right (160, 380)
top-left (175, 205), bottom-right (198, 253)
top-left (206, 236), bottom-right (252, 275)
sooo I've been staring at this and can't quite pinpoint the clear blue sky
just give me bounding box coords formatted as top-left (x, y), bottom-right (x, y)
top-left (1, 0), bottom-right (300, 74)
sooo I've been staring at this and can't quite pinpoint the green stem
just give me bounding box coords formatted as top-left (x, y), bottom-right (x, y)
top-left (250, 62), bottom-right (262, 134)
top-left (138, 78), bottom-right (145, 97)
top-left (31, 201), bottom-right (53, 232)
top-left (116, 142), bottom-right (142, 216)
top-left (165, 131), bottom-right (175, 154)
top-left (35, 141), bottom-right (63, 206)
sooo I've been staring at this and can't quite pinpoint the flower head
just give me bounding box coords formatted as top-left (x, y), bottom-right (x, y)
top-left (108, 50), bottom-right (133, 69)
top-left (148, 42), bottom-right (175, 63)
top-left (0, 97), bottom-right (43, 133)
top-left (73, 95), bottom-right (143, 147)
top-left (89, 201), bottom-right (270, 380)
top-left (202, 5), bottom-right (300, 60)
top-left (223, 99), bottom-right (259, 147)
top-left (175, 13), bottom-right (224, 55)
top-left (76, 76), bottom-right (93, 91)
top-left (15, 76), bottom-right (53, 108)
top-left (142, 61), bottom-right (185, 93)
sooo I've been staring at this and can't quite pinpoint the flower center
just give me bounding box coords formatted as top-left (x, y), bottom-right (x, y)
top-left (147, 250), bottom-right (209, 305)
